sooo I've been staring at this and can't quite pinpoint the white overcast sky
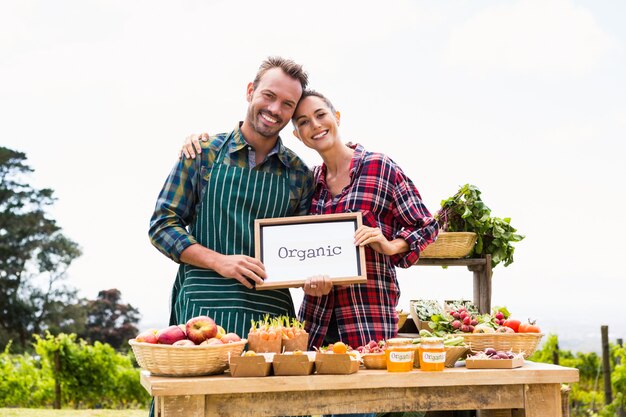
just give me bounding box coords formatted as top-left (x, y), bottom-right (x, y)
top-left (2, 0), bottom-right (625, 346)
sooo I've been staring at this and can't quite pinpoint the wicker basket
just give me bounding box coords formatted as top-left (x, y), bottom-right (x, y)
top-left (461, 333), bottom-right (543, 358)
top-left (397, 312), bottom-right (409, 331)
top-left (362, 353), bottom-right (387, 370)
top-left (420, 232), bottom-right (477, 258)
top-left (445, 345), bottom-right (469, 367)
top-left (129, 339), bottom-right (247, 376)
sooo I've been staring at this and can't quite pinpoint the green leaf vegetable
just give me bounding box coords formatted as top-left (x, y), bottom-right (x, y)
top-left (411, 299), bottom-right (443, 321)
top-left (436, 184), bottom-right (525, 268)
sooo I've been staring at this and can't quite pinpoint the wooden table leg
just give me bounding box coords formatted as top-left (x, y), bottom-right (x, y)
top-left (521, 383), bottom-right (562, 417)
top-left (155, 395), bottom-right (205, 417)
top-left (483, 254), bottom-right (492, 314)
top-left (469, 255), bottom-right (492, 314)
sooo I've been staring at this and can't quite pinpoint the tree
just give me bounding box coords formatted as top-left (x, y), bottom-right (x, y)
top-left (0, 146), bottom-right (82, 351)
top-left (82, 289), bottom-right (140, 351)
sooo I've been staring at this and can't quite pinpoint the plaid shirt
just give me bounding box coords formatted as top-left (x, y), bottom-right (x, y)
top-left (149, 124), bottom-right (315, 262)
top-left (299, 143), bottom-right (439, 349)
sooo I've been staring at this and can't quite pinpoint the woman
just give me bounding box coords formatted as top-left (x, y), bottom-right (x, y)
top-left (290, 91), bottom-right (438, 350)
top-left (181, 90), bottom-right (439, 351)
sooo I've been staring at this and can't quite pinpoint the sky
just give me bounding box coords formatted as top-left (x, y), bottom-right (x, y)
top-left (1, 0), bottom-right (625, 352)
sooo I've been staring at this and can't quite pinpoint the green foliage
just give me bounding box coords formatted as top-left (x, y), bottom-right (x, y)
top-left (1, 333), bottom-right (150, 409)
top-left (0, 409), bottom-right (147, 417)
top-left (611, 345), bottom-right (626, 394)
top-left (0, 146), bottom-right (82, 352)
top-left (598, 393), bottom-right (625, 417)
top-left (436, 184), bottom-right (524, 268)
top-left (0, 342), bottom-right (54, 407)
top-left (33, 332), bottom-right (150, 409)
top-left (0, 332), bottom-right (148, 409)
top-left (528, 334), bottom-right (626, 416)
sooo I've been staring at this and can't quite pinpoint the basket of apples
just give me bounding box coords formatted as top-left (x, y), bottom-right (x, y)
top-left (129, 315), bottom-right (246, 376)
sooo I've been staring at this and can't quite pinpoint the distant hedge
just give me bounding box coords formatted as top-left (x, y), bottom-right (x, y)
top-left (0, 333), bottom-right (149, 409)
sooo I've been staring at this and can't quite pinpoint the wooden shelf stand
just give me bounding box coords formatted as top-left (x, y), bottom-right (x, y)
top-left (416, 254), bottom-right (493, 314)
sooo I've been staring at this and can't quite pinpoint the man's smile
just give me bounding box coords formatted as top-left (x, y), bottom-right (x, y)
top-left (260, 111), bottom-right (279, 124)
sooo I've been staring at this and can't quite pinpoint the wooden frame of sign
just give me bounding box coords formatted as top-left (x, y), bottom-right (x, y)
top-left (254, 212), bottom-right (368, 290)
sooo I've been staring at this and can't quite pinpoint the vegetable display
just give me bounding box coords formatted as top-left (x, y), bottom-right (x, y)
top-left (424, 305), bottom-right (541, 335)
top-left (436, 184), bottom-right (524, 268)
top-left (518, 320), bottom-right (541, 333)
top-left (411, 299), bottom-right (443, 321)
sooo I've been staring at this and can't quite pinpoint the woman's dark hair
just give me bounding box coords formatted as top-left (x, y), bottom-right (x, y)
top-left (294, 90), bottom-right (337, 117)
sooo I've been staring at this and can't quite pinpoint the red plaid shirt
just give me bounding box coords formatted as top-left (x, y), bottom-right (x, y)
top-left (298, 143), bottom-right (439, 349)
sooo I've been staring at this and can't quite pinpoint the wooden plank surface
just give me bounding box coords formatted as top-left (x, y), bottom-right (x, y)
top-left (142, 361), bottom-right (579, 397)
top-left (202, 385), bottom-right (524, 417)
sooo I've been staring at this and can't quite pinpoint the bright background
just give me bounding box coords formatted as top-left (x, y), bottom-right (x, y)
top-left (2, 0), bottom-right (625, 351)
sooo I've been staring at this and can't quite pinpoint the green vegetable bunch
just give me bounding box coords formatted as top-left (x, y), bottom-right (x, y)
top-left (411, 299), bottom-right (442, 321)
top-left (436, 184), bottom-right (524, 269)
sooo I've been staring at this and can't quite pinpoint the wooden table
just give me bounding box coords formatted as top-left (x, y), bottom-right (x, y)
top-left (141, 361), bottom-right (578, 417)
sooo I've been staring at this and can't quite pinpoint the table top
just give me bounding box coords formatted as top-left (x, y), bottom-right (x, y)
top-left (141, 361), bottom-right (579, 397)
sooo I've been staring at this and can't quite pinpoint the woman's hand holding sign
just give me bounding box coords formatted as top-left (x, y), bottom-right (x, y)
top-left (303, 275), bottom-right (333, 297)
top-left (354, 225), bottom-right (409, 256)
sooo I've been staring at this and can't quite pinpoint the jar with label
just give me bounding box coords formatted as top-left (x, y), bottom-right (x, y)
top-left (385, 345), bottom-right (414, 372)
top-left (418, 337), bottom-right (445, 372)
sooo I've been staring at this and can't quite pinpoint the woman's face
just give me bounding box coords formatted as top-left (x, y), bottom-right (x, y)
top-left (292, 95), bottom-right (340, 152)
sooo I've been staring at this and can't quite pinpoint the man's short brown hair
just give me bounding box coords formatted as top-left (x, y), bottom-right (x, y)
top-left (253, 56), bottom-right (309, 91)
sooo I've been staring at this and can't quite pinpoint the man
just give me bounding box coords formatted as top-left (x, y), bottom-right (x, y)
top-left (149, 57), bottom-right (314, 337)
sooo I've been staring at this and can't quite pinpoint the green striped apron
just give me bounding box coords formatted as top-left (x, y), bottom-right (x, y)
top-left (169, 133), bottom-right (295, 338)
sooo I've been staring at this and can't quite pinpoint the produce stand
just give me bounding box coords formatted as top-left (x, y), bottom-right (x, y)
top-left (141, 360), bottom-right (578, 417)
top-left (417, 254), bottom-right (492, 314)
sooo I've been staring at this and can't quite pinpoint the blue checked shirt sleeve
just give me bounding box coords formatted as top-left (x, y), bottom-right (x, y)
top-left (294, 168), bottom-right (315, 215)
top-left (390, 167), bottom-right (439, 268)
top-left (149, 155), bottom-right (201, 263)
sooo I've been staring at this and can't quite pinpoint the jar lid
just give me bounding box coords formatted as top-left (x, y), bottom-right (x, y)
top-left (420, 336), bottom-right (444, 343)
top-left (386, 337), bottom-right (414, 346)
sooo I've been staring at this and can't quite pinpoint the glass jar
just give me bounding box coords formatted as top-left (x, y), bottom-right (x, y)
top-left (418, 337), bottom-right (445, 371)
top-left (385, 345), bottom-right (414, 372)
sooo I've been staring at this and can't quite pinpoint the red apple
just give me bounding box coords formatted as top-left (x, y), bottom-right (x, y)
top-left (178, 324), bottom-right (187, 335)
top-left (215, 325), bottom-right (226, 339)
top-left (220, 332), bottom-right (241, 343)
top-left (185, 315), bottom-right (217, 344)
top-left (200, 338), bottom-right (224, 346)
top-left (156, 325), bottom-right (186, 345)
top-left (135, 328), bottom-right (158, 344)
top-left (172, 339), bottom-right (196, 347)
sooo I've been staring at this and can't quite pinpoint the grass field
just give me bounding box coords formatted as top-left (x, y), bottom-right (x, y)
top-left (0, 409), bottom-right (147, 417)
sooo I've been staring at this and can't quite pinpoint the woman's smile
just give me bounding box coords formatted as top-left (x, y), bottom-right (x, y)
top-left (312, 130), bottom-right (329, 140)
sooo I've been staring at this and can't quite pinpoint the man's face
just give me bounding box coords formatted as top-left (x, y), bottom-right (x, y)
top-left (245, 67), bottom-right (303, 139)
